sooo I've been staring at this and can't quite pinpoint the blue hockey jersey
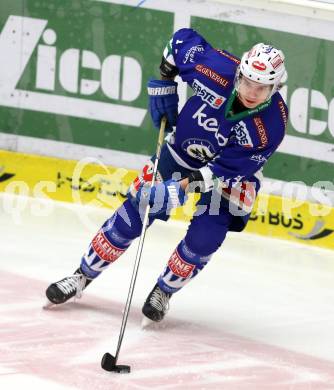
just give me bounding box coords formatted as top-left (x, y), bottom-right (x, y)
top-left (164, 28), bottom-right (288, 190)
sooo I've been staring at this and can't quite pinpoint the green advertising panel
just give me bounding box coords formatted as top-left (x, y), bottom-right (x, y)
top-left (0, 0), bottom-right (334, 188)
top-left (0, 0), bottom-right (173, 154)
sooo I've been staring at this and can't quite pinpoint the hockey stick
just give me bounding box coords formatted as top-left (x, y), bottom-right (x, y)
top-left (101, 116), bottom-right (167, 374)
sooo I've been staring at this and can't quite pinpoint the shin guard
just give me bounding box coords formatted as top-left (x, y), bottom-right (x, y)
top-left (158, 239), bottom-right (212, 294)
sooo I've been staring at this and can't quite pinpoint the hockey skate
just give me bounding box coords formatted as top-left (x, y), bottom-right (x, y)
top-left (142, 283), bottom-right (172, 323)
top-left (44, 268), bottom-right (92, 307)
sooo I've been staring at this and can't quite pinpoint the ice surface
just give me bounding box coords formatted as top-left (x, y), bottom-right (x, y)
top-left (0, 193), bottom-right (334, 389)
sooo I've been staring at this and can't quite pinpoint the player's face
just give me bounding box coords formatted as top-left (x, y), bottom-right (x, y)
top-left (238, 76), bottom-right (272, 108)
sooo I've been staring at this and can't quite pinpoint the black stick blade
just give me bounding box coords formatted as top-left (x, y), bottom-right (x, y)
top-left (101, 353), bottom-right (131, 374)
top-left (101, 352), bottom-right (116, 371)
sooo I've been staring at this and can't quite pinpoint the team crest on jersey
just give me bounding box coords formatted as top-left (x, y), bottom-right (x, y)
top-left (192, 79), bottom-right (226, 109)
top-left (182, 138), bottom-right (215, 162)
top-left (232, 121), bottom-right (253, 148)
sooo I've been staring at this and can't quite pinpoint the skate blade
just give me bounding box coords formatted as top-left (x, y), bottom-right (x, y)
top-left (141, 316), bottom-right (154, 329)
top-left (42, 300), bottom-right (56, 310)
top-left (42, 296), bottom-right (80, 310)
top-left (141, 316), bottom-right (166, 330)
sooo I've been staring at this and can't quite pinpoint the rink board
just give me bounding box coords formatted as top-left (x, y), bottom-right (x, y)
top-left (1, 150), bottom-right (333, 250)
top-left (0, 0), bottom-right (334, 188)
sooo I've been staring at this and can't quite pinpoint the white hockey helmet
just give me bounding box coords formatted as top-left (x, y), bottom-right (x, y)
top-left (236, 43), bottom-right (286, 98)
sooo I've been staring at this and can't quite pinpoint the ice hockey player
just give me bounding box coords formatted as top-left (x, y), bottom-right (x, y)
top-left (46, 28), bottom-right (288, 322)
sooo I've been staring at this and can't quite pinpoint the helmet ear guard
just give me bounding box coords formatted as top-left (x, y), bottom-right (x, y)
top-left (236, 43), bottom-right (286, 99)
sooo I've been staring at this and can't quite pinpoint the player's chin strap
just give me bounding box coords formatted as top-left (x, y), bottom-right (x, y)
top-left (101, 117), bottom-right (167, 372)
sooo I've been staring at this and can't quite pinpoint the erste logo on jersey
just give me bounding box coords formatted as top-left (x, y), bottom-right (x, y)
top-left (232, 121), bottom-right (253, 148)
top-left (192, 79), bottom-right (226, 109)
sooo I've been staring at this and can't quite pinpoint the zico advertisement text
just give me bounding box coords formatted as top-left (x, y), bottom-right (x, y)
top-left (0, 0), bottom-right (173, 154)
top-left (0, 1), bottom-right (333, 188)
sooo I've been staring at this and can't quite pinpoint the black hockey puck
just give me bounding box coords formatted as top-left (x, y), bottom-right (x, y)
top-left (101, 352), bottom-right (131, 374)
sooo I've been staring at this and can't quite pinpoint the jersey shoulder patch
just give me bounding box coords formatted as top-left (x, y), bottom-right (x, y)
top-left (171, 28), bottom-right (212, 68)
